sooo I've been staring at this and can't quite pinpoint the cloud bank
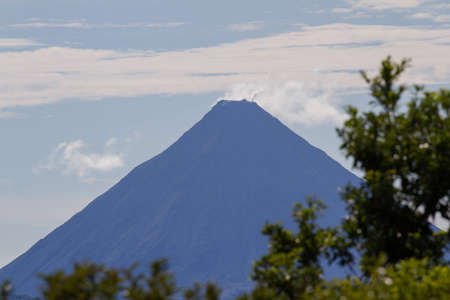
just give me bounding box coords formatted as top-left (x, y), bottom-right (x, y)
top-left (0, 38), bottom-right (41, 48)
top-left (409, 12), bottom-right (450, 23)
top-left (228, 21), bottom-right (263, 31)
top-left (33, 139), bottom-right (124, 178)
top-left (2, 24), bottom-right (450, 126)
top-left (0, 111), bottom-right (23, 118)
top-left (346, 0), bottom-right (431, 10)
top-left (7, 21), bottom-right (185, 29)
top-left (222, 80), bottom-right (345, 126)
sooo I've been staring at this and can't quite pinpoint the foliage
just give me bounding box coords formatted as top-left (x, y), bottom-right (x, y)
top-left (184, 282), bottom-right (221, 300)
top-left (1, 281), bottom-right (12, 300)
top-left (336, 56), bottom-right (450, 271)
top-left (4, 256), bottom-right (450, 300)
top-left (315, 257), bottom-right (450, 300)
top-left (36, 259), bottom-right (218, 300)
top-left (250, 196), bottom-right (352, 299)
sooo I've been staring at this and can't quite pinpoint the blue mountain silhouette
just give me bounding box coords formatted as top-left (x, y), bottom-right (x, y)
top-left (0, 100), bottom-right (360, 297)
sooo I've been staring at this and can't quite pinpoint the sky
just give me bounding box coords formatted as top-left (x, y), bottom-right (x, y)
top-left (2, 0), bottom-right (450, 268)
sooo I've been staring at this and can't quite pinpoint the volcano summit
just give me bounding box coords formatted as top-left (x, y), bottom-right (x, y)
top-left (0, 100), bottom-right (360, 297)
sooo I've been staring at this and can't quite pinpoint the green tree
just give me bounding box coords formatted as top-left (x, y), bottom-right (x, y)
top-left (250, 196), bottom-right (352, 300)
top-left (1, 281), bottom-right (12, 300)
top-left (39, 261), bottom-right (122, 299)
top-left (39, 259), bottom-right (177, 300)
top-left (315, 257), bottom-right (450, 300)
top-left (337, 56), bottom-right (450, 271)
top-left (35, 259), bottom-right (220, 300)
top-left (184, 282), bottom-right (221, 300)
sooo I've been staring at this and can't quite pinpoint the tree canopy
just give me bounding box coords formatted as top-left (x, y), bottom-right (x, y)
top-left (337, 56), bottom-right (450, 271)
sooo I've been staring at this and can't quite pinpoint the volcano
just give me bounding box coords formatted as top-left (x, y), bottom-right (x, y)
top-left (0, 100), bottom-right (360, 297)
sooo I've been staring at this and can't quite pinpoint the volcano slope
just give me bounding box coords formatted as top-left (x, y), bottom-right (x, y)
top-left (0, 100), bottom-right (360, 297)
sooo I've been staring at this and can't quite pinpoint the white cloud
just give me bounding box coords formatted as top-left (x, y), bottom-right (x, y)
top-left (33, 139), bottom-right (124, 178)
top-left (342, 11), bottom-right (371, 19)
top-left (429, 3), bottom-right (450, 10)
top-left (409, 12), bottom-right (450, 23)
top-left (332, 8), bottom-right (354, 14)
top-left (2, 24), bottom-right (450, 127)
top-left (0, 111), bottom-right (23, 118)
top-left (409, 12), bottom-right (434, 19)
top-left (222, 79), bottom-right (346, 126)
top-left (228, 21), bottom-right (263, 31)
top-left (346, 0), bottom-right (431, 10)
top-left (7, 21), bottom-right (185, 29)
top-left (9, 22), bottom-right (87, 29)
top-left (0, 38), bottom-right (41, 48)
top-left (433, 15), bottom-right (450, 22)
top-left (105, 138), bottom-right (118, 149)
